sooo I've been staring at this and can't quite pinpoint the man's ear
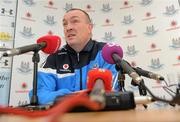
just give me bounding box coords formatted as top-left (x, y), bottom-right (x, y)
top-left (88, 23), bottom-right (93, 32)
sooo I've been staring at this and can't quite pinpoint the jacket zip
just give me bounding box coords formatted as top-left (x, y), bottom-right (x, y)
top-left (77, 53), bottom-right (82, 90)
top-left (80, 68), bottom-right (82, 90)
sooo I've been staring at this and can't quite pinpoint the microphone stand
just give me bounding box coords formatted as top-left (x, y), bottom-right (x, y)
top-left (19, 51), bottom-right (40, 110)
top-left (131, 79), bottom-right (148, 109)
top-left (30, 50), bottom-right (39, 105)
top-left (115, 64), bottom-right (148, 108)
top-left (172, 82), bottom-right (180, 105)
top-left (20, 50), bottom-right (50, 110)
top-left (115, 65), bottom-right (125, 91)
top-left (117, 71), bottom-right (126, 91)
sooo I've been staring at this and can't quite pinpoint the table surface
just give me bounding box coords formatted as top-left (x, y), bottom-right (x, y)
top-left (0, 106), bottom-right (180, 122)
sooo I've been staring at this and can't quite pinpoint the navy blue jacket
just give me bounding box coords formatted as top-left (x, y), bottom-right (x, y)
top-left (30, 39), bottom-right (119, 105)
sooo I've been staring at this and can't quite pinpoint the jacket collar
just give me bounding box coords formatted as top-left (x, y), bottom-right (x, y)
top-left (65, 39), bottom-right (94, 53)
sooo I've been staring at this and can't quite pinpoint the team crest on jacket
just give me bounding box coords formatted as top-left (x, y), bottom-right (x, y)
top-left (63, 64), bottom-right (69, 70)
top-left (93, 63), bottom-right (99, 68)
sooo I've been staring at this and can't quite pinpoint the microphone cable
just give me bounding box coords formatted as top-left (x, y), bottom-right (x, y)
top-left (0, 90), bottom-right (103, 122)
top-left (139, 80), bottom-right (180, 105)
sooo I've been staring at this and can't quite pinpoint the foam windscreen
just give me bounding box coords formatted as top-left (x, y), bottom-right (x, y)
top-left (37, 35), bottom-right (61, 54)
top-left (87, 68), bottom-right (112, 91)
top-left (102, 43), bottom-right (123, 64)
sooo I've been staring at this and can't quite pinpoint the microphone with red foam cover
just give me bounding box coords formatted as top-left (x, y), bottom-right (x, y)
top-left (87, 68), bottom-right (112, 106)
top-left (36, 35), bottom-right (61, 54)
top-left (87, 68), bottom-right (112, 91)
top-left (3, 35), bottom-right (61, 57)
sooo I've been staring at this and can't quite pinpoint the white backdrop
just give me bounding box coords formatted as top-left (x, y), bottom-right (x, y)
top-left (1, 0), bottom-right (179, 108)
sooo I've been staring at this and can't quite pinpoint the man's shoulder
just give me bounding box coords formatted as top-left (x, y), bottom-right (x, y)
top-left (47, 45), bottom-right (68, 58)
top-left (92, 40), bottom-right (106, 49)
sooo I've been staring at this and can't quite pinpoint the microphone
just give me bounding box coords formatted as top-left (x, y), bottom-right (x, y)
top-left (87, 68), bottom-right (112, 106)
top-left (116, 59), bottom-right (164, 81)
top-left (102, 43), bottom-right (143, 84)
top-left (133, 67), bottom-right (164, 81)
top-left (2, 35), bottom-right (61, 57)
top-left (104, 91), bottom-right (154, 110)
top-left (116, 60), bottom-right (164, 80)
top-left (134, 96), bottom-right (155, 104)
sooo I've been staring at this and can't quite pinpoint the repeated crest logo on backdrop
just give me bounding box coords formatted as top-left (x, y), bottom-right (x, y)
top-left (146, 43), bottom-right (162, 53)
top-left (64, 3), bottom-right (73, 12)
top-left (0, 0), bottom-right (179, 107)
top-left (149, 58), bottom-right (164, 70)
top-left (164, 4), bottom-right (179, 16)
top-left (169, 37), bottom-right (180, 49)
top-left (20, 26), bottom-right (35, 38)
top-left (122, 15), bottom-right (134, 25)
top-left (140, 0), bottom-right (153, 6)
top-left (17, 61), bottom-right (32, 74)
top-left (125, 45), bottom-right (139, 57)
top-left (102, 32), bottom-right (115, 42)
top-left (23, 0), bottom-right (36, 6)
top-left (101, 3), bottom-right (112, 13)
top-left (21, 11), bottom-right (36, 22)
top-left (44, 15), bottom-right (57, 26)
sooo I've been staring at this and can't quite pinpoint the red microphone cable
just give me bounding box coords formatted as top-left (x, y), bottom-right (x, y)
top-left (0, 69), bottom-right (113, 122)
top-left (0, 90), bottom-right (103, 122)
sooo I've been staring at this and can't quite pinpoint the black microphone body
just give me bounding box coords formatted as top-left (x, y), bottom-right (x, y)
top-left (112, 53), bottom-right (147, 97)
top-left (3, 42), bottom-right (46, 57)
top-left (133, 67), bottom-right (164, 81)
top-left (112, 53), bottom-right (143, 84)
top-left (89, 79), bottom-right (106, 107)
top-left (115, 58), bottom-right (164, 81)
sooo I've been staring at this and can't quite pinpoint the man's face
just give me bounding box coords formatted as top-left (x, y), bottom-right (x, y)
top-left (63, 10), bottom-right (92, 49)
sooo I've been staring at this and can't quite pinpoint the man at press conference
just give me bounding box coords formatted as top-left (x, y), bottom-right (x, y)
top-left (29, 8), bottom-right (120, 105)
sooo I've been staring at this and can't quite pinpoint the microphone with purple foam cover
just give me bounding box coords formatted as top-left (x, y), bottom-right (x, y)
top-left (102, 43), bottom-right (164, 81)
top-left (102, 43), bottom-right (143, 84)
